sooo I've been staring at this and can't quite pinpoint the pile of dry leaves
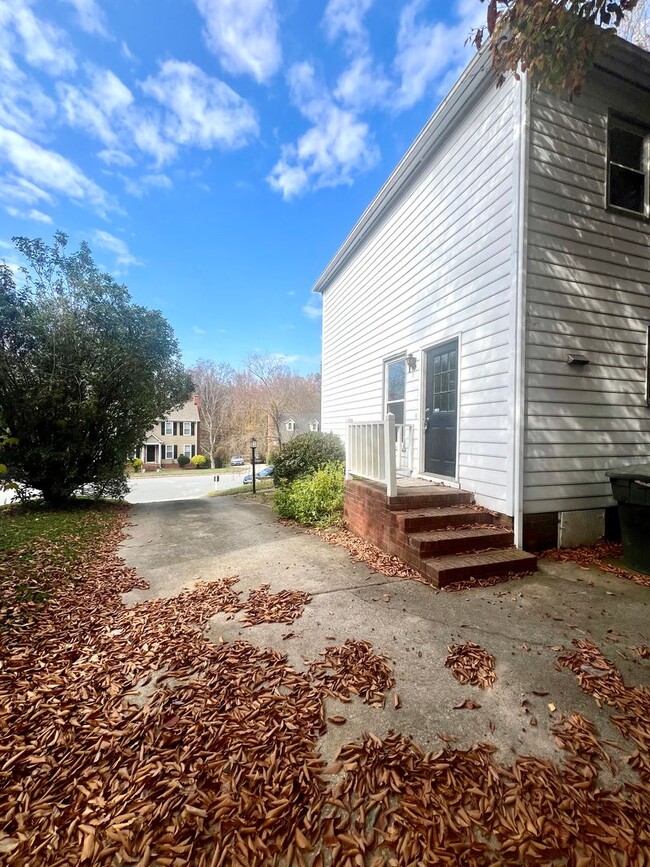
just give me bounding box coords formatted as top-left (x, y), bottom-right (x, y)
top-left (308, 639), bottom-right (396, 708)
top-left (544, 541), bottom-right (650, 588)
top-left (445, 641), bottom-right (497, 689)
top-left (240, 583), bottom-right (311, 627)
top-left (557, 639), bottom-right (650, 783)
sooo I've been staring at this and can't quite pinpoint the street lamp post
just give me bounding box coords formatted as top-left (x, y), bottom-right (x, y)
top-left (250, 436), bottom-right (257, 494)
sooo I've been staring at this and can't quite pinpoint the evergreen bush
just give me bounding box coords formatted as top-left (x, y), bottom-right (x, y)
top-left (273, 462), bottom-right (344, 527)
top-left (272, 433), bottom-right (344, 487)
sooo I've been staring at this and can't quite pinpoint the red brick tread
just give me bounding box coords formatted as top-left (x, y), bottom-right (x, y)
top-left (386, 490), bottom-right (473, 511)
top-left (423, 548), bottom-right (537, 588)
top-left (409, 526), bottom-right (514, 557)
top-left (396, 506), bottom-right (498, 533)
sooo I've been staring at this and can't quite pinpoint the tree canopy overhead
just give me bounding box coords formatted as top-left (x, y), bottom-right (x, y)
top-left (0, 232), bottom-right (192, 503)
top-left (474, 0), bottom-right (641, 97)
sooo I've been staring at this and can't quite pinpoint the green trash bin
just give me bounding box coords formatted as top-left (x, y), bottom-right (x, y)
top-left (605, 464), bottom-right (650, 576)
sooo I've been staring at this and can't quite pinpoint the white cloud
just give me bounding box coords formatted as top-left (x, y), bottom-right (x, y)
top-left (0, 126), bottom-right (112, 214)
top-left (0, 60), bottom-right (56, 137)
top-left (141, 60), bottom-right (258, 150)
top-left (121, 41), bottom-right (135, 62)
top-left (323, 0), bottom-right (374, 43)
top-left (194, 0), bottom-right (281, 83)
top-left (97, 148), bottom-right (135, 167)
top-left (0, 0), bottom-right (76, 75)
top-left (91, 230), bottom-right (142, 266)
top-left (62, 0), bottom-right (109, 37)
top-left (5, 205), bottom-right (52, 223)
top-left (192, 326), bottom-right (207, 335)
top-left (0, 174), bottom-right (53, 206)
top-left (58, 69), bottom-right (133, 147)
top-left (268, 62), bottom-right (379, 199)
top-left (394, 0), bottom-right (480, 109)
top-left (121, 172), bottom-right (173, 198)
top-left (302, 297), bottom-right (322, 319)
top-left (335, 56), bottom-right (390, 111)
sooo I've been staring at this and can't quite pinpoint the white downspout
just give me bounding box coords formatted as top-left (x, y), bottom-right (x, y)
top-left (512, 75), bottom-right (530, 547)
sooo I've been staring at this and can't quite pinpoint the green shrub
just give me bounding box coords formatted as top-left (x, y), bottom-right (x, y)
top-left (274, 462), bottom-right (344, 527)
top-left (177, 453), bottom-right (190, 466)
top-left (131, 457), bottom-right (143, 470)
top-left (190, 454), bottom-right (207, 467)
top-left (273, 432), bottom-right (344, 487)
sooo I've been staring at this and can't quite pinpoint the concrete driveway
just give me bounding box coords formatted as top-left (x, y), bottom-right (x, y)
top-left (121, 496), bottom-right (650, 768)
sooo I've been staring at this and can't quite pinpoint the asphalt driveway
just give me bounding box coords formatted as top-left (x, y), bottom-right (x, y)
top-left (121, 497), bottom-right (650, 770)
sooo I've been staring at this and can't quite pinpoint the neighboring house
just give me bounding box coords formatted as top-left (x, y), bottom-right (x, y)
top-left (141, 397), bottom-right (201, 468)
top-left (267, 412), bottom-right (321, 452)
top-left (314, 38), bottom-right (650, 552)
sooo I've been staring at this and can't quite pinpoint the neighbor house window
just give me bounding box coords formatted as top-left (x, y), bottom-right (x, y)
top-left (385, 357), bottom-right (406, 425)
top-left (286, 419), bottom-right (295, 432)
top-left (309, 420), bottom-right (319, 432)
top-left (165, 445), bottom-right (174, 459)
top-left (183, 421), bottom-right (191, 436)
top-left (164, 421), bottom-right (173, 435)
top-left (184, 444), bottom-right (192, 457)
top-left (608, 117), bottom-right (647, 215)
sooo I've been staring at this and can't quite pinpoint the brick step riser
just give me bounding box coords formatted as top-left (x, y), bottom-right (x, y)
top-left (397, 512), bottom-right (497, 533)
top-left (387, 492), bottom-right (474, 511)
top-left (424, 553), bottom-right (537, 588)
top-left (411, 531), bottom-right (514, 558)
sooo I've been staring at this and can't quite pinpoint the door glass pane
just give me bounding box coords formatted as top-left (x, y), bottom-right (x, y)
top-left (387, 400), bottom-right (404, 425)
top-left (441, 353), bottom-right (448, 373)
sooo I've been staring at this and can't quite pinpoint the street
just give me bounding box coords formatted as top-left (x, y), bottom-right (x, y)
top-left (125, 470), bottom-right (254, 503)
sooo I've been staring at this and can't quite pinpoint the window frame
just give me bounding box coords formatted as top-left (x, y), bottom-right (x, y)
top-left (164, 421), bottom-right (173, 436)
top-left (383, 354), bottom-right (406, 427)
top-left (165, 444), bottom-right (174, 460)
top-left (285, 419), bottom-right (295, 432)
top-left (183, 444), bottom-right (192, 458)
top-left (183, 421), bottom-right (192, 436)
top-left (607, 114), bottom-right (649, 219)
top-left (309, 420), bottom-right (319, 432)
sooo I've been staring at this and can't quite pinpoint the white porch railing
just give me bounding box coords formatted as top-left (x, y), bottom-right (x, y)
top-left (346, 414), bottom-right (414, 497)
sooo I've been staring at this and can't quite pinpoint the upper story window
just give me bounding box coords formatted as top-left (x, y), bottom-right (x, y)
top-left (385, 357), bottom-right (405, 425)
top-left (164, 421), bottom-right (173, 436)
top-left (309, 420), bottom-right (319, 432)
top-left (286, 419), bottom-right (295, 432)
top-left (608, 117), bottom-right (647, 216)
top-left (183, 421), bottom-right (192, 436)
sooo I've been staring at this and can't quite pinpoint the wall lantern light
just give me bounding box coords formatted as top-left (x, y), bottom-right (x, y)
top-left (406, 353), bottom-right (417, 373)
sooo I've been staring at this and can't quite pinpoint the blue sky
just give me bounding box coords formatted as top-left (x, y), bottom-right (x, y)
top-left (0, 0), bottom-right (483, 375)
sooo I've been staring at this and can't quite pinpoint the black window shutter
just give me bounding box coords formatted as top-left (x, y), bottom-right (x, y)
top-left (191, 422), bottom-right (195, 436)
top-left (161, 422), bottom-right (165, 435)
top-left (192, 445), bottom-right (196, 457)
top-left (174, 445), bottom-right (178, 459)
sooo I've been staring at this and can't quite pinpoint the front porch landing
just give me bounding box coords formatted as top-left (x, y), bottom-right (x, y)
top-left (344, 478), bottom-right (537, 588)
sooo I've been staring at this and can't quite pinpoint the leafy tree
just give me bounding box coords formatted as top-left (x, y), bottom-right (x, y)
top-left (0, 232), bottom-right (192, 504)
top-left (473, 0), bottom-right (640, 97)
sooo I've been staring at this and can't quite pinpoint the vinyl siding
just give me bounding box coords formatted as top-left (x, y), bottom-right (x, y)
top-left (523, 74), bottom-right (650, 514)
top-left (321, 75), bottom-right (519, 513)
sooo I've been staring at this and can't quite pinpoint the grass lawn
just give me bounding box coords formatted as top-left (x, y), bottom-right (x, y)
top-left (207, 479), bottom-right (275, 497)
top-left (0, 501), bottom-right (124, 609)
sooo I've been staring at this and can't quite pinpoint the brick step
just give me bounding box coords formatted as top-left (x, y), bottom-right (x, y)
top-left (409, 526), bottom-right (514, 557)
top-left (395, 506), bottom-right (498, 533)
top-left (387, 489), bottom-right (474, 511)
top-left (423, 548), bottom-right (537, 588)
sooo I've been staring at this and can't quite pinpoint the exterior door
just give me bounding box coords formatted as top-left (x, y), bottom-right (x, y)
top-left (424, 339), bottom-right (458, 477)
top-left (146, 444), bottom-right (157, 463)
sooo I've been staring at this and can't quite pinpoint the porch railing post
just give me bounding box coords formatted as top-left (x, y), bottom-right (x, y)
top-left (384, 413), bottom-right (396, 497)
top-left (346, 418), bottom-right (354, 479)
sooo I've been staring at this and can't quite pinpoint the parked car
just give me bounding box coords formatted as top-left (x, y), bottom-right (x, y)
top-left (230, 456), bottom-right (245, 466)
top-left (257, 465), bottom-right (274, 479)
top-left (243, 474), bottom-right (253, 485)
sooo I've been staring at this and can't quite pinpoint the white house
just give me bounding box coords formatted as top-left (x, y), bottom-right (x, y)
top-left (314, 37), bottom-right (650, 553)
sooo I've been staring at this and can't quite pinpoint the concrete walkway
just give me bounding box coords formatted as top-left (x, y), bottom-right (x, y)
top-left (121, 497), bottom-right (650, 768)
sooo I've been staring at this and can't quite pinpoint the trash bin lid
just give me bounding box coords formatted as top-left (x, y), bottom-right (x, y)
top-left (605, 463), bottom-right (650, 482)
